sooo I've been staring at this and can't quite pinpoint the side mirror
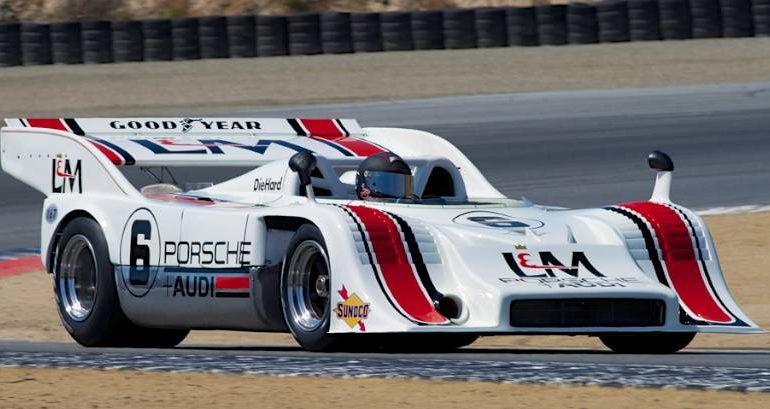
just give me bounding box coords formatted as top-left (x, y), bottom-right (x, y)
top-left (288, 152), bottom-right (317, 201)
top-left (648, 150), bottom-right (674, 171)
top-left (647, 150), bottom-right (674, 203)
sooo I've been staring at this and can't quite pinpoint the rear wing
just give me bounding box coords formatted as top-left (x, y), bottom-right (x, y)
top-left (1, 117), bottom-right (383, 195)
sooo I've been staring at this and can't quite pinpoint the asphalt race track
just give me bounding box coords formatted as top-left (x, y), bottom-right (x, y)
top-left (3, 82), bottom-right (770, 249)
top-left (2, 82), bottom-right (770, 387)
top-left (1, 341), bottom-right (770, 391)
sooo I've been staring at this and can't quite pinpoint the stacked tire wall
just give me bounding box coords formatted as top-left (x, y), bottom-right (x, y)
top-left (1, 0), bottom-right (769, 68)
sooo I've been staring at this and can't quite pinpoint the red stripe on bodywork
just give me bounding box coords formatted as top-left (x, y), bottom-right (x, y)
top-left (300, 119), bottom-right (384, 157)
top-left (87, 140), bottom-right (124, 166)
top-left (26, 118), bottom-right (67, 131)
top-left (620, 201), bottom-right (733, 323)
top-left (214, 276), bottom-right (250, 290)
top-left (345, 205), bottom-right (446, 324)
top-left (0, 256), bottom-right (43, 278)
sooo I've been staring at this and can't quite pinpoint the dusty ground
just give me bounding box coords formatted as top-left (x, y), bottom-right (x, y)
top-left (1, 211), bottom-right (768, 349)
top-left (2, 37), bottom-right (770, 119)
top-left (0, 367), bottom-right (768, 409)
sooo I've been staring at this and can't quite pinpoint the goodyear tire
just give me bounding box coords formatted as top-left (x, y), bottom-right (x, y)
top-left (54, 217), bottom-right (188, 348)
top-left (281, 224), bottom-right (341, 351)
top-left (600, 332), bottom-right (696, 354)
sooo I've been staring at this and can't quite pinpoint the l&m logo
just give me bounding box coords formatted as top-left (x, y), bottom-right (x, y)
top-left (51, 158), bottom-right (82, 193)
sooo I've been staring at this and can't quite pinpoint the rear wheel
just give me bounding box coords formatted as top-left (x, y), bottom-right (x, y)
top-left (599, 332), bottom-right (696, 354)
top-left (281, 224), bottom-right (342, 351)
top-left (54, 217), bottom-right (188, 348)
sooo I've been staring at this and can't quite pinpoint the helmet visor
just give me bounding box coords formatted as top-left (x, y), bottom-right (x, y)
top-left (363, 171), bottom-right (414, 199)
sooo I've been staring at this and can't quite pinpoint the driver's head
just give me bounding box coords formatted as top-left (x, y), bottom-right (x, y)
top-left (355, 152), bottom-right (413, 200)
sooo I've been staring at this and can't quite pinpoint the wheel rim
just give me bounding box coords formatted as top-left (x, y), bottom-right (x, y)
top-left (57, 234), bottom-right (98, 322)
top-left (286, 240), bottom-right (330, 332)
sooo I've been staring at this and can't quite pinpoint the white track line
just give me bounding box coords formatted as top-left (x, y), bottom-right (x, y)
top-left (696, 205), bottom-right (770, 216)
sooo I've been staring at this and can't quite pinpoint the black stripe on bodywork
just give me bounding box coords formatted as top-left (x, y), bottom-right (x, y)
top-left (605, 206), bottom-right (703, 325)
top-left (334, 204), bottom-right (420, 325)
top-left (385, 211), bottom-right (443, 303)
top-left (605, 206), bottom-right (669, 286)
top-left (215, 292), bottom-right (250, 298)
top-left (334, 119), bottom-right (351, 137)
top-left (667, 204), bottom-right (746, 327)
top-left (63, 118), bottom-right (85, 136)
top-left (287, 119), bottom-right (307, 136)
top-left (91, 137), bottom-right (136, 166)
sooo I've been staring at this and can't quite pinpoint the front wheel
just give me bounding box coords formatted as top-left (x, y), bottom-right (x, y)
top-left (281, 224), bottom-right (343, 351)
top-left (599, 332), bottom-right (696, 354)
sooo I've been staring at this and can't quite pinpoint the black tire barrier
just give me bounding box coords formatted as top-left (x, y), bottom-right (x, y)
top-left (142, 19), bottom-right (173, 61)
top-left (722, 0), bottom-right (754, 37)
top-left (598, 0), bottom-right (631, 42)
top-left (755, 0), bottom-right (770, 36)
top-left (0, 23), bottom-right (22, 67)
top-left (506, 7), bottom-right (539, 46)
top-left (227, 15), bottom-right (257, 58)
top-left (381, 11), bottom-right (413, 51)
top-left (628, 0), bottom-right (661, 41)
top-left (288, 13), bottom-right (322, 56)
top-left (111, 20), bottom-right (143, 63)
top-left (351, 12), bottom-right (383, 52)
top-left (444, 9), bottom-right (477, 49)
top-left (567, 3), bottom-right (599, 44)
top-left (321, 12), bottom-right (354, 54)
top-left (81, 20), bottom-right (113, 64)
top-left (659, 0), bottom-right (692, 39)
top-left (256, 15), bottom-right (288, 57)
top-left (50, 22), bottom-right (82, 64)
top-left (6, 3), bottom-right (770, 69)
top-left (475, 7), bottom-right (508, 48)
top-left (199, 16), bottom-right (229, 59)
top-left (171, 18), bottom-right (200, 60)
top-left (21, 22), bottom-right (52, 65)
top-left (537, 5), bottom-right (568, 45)
top-left (411, 10), bottom-right (444, 50)
top-left (690, 0), bottom-right (722, 38)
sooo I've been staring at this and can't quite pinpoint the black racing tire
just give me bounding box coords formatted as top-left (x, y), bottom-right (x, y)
top-left (281, 224), bottom-right (342, 351)
top-left (54, 217), bottom-right (188, 348)
top-left (599, 332), bottom-right (696, 354)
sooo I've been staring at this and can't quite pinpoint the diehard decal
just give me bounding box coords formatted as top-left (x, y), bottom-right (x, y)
top-left (253, 177), bottom-right (282, 192)
top-left (334, 285), bottom-right (369, 331)
top-left (51, 158), bottom-right (82, 193)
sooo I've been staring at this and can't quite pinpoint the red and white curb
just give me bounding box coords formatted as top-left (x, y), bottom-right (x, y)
top-left (0, 248), bottom-right (43, 278)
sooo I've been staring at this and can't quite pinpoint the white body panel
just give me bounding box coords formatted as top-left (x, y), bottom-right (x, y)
top-left (1, 118), bottom-right (760, 336)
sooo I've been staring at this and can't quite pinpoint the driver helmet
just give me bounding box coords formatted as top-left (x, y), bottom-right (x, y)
top-left (355, 152), bottom-right (413, 200)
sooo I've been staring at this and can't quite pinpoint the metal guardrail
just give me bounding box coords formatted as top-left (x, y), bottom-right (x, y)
top-left (1, 0), bottom-right (768, 67)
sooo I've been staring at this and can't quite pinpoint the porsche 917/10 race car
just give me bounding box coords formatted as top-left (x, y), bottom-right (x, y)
top-left (0, 117), bottom-right (760, 353)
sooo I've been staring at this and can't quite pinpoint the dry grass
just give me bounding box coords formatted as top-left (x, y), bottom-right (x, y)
top-left (0, 0), bottom-right (587, 21)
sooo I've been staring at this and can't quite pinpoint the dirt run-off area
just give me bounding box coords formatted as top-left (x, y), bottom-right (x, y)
top-left (1, 37), bottom-right (770, 119)
top-left (2, 366), bottom-right (770, 409)
top-left (1, 210), bottom-right (768, 349)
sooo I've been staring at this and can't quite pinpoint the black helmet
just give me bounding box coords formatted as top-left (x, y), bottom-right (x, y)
top-left (355, 152), bottom-right (413, 200)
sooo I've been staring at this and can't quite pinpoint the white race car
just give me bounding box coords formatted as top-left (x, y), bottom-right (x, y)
top-left (1, 117), bottom-right (760, 353)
